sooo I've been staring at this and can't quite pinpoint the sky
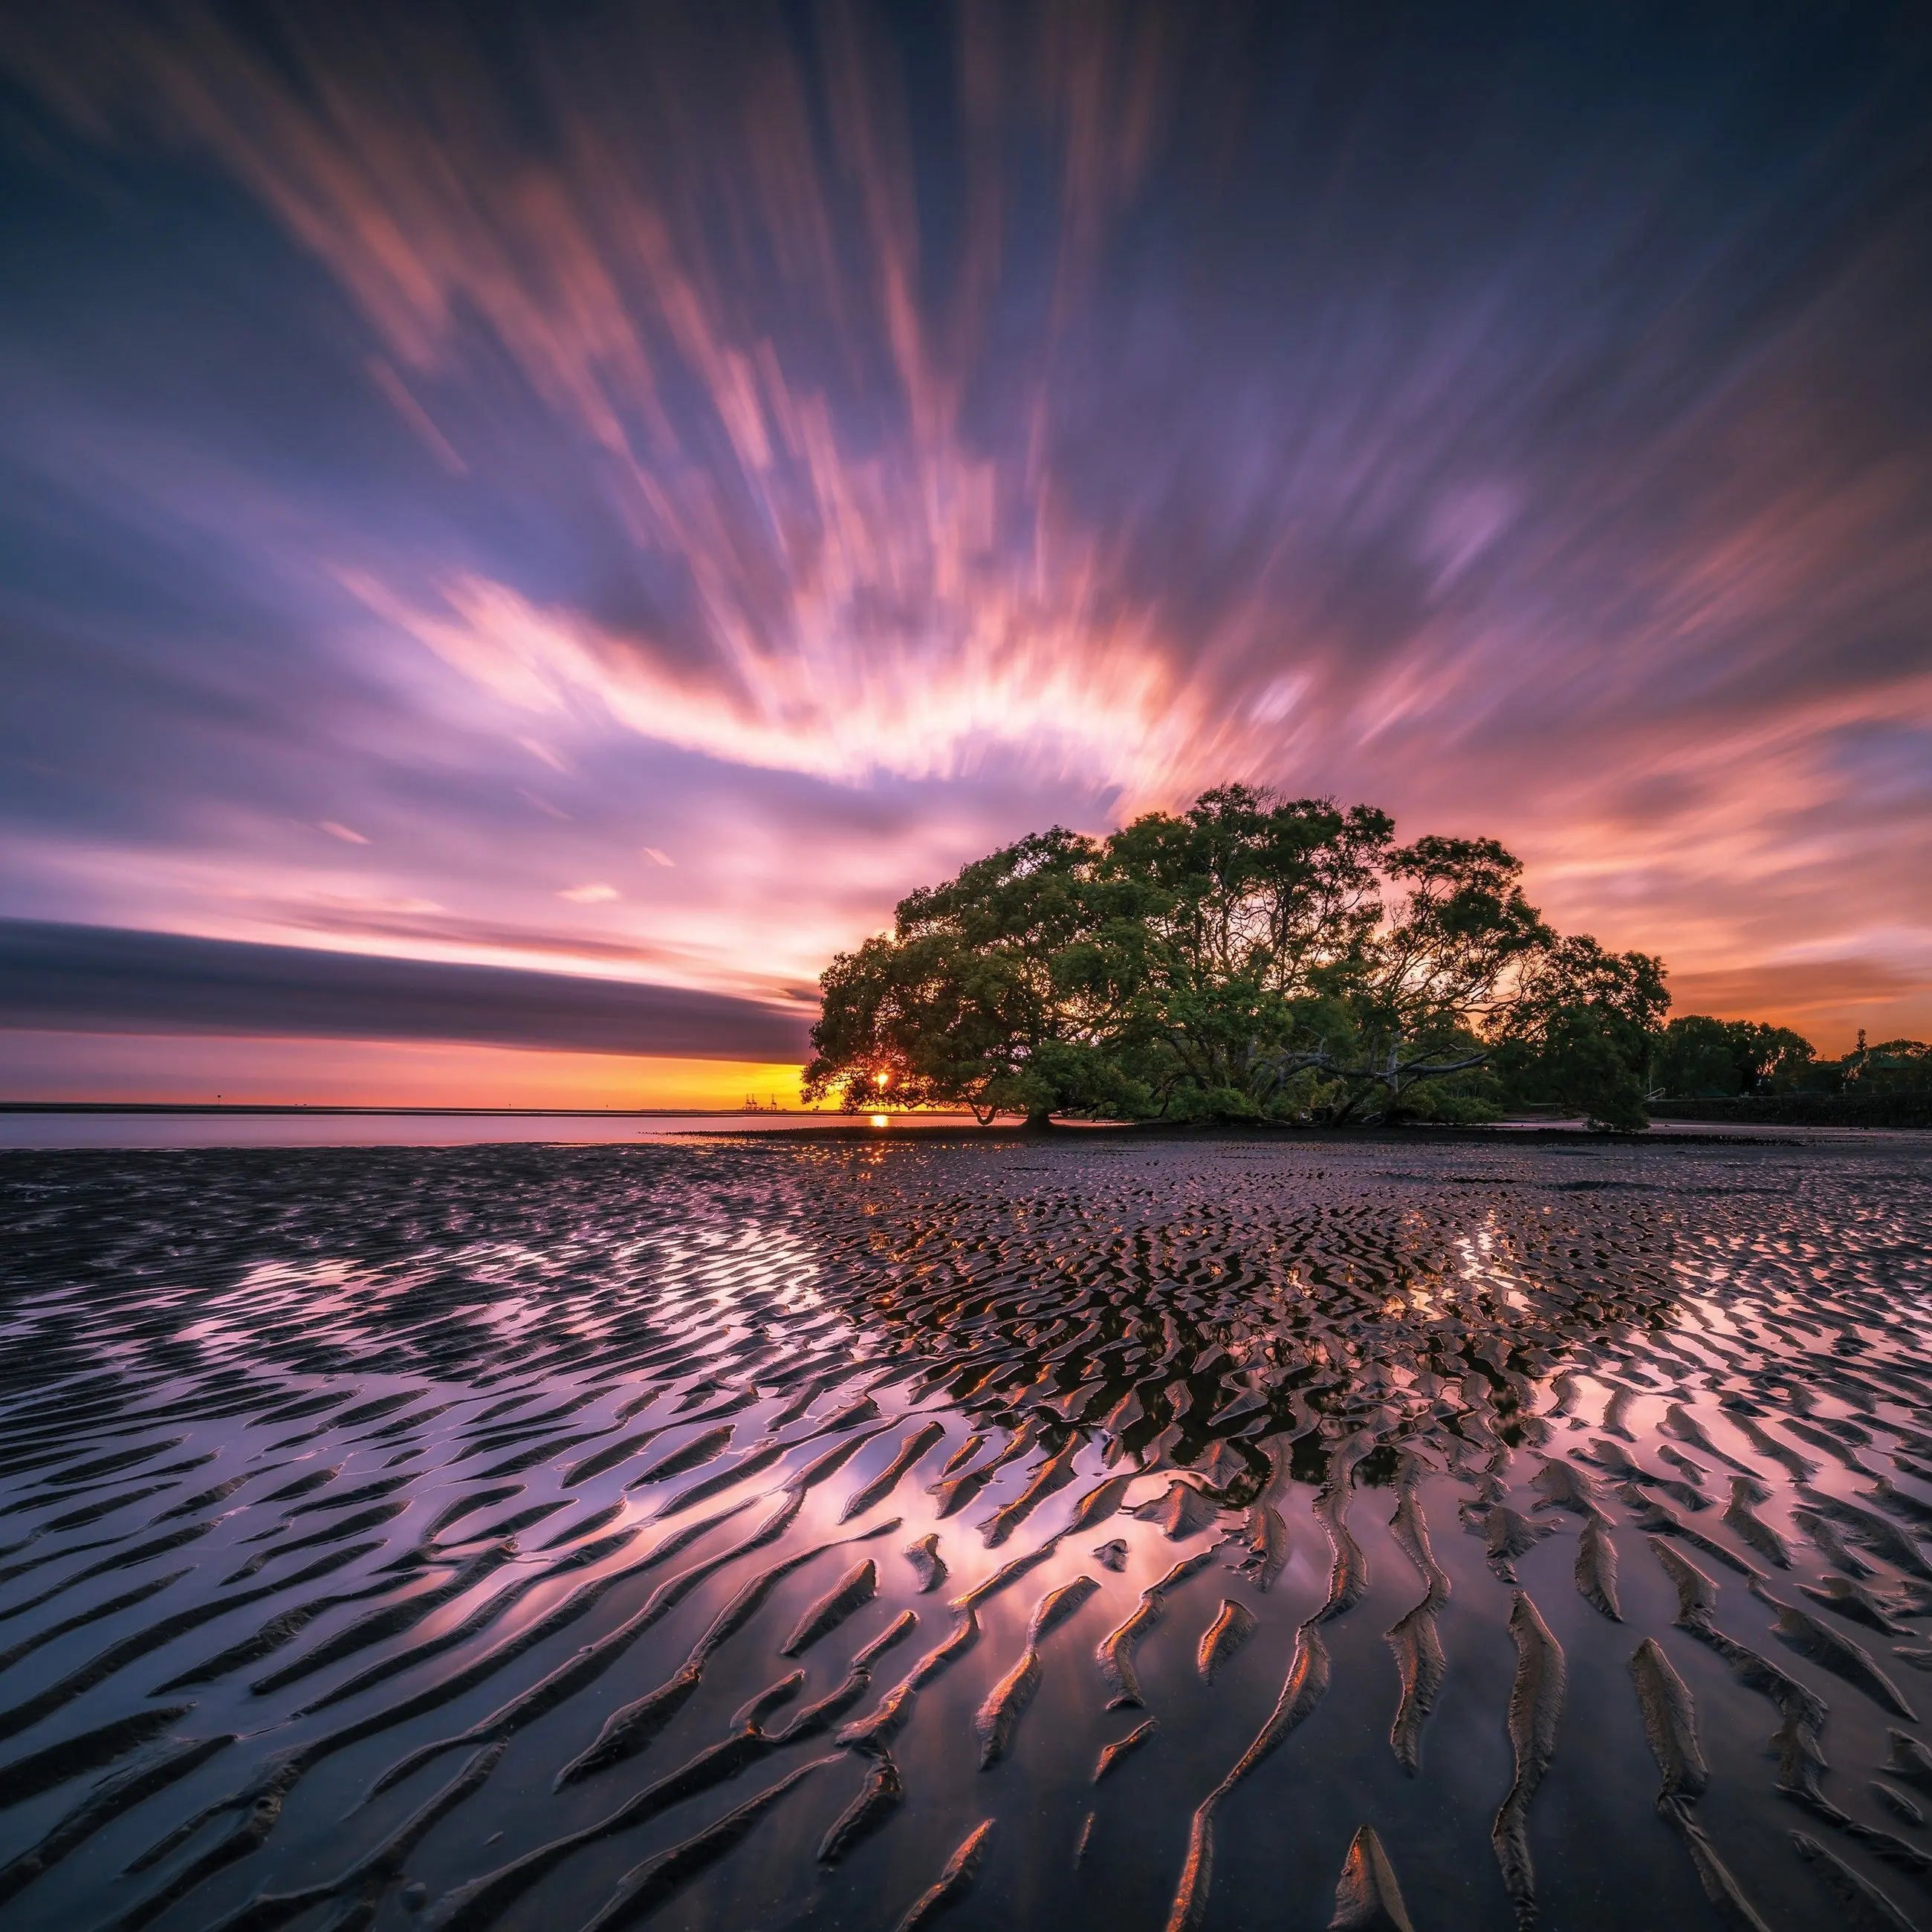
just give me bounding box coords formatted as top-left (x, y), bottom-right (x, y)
top-left (1, 1), bottom-right (1929, 1106)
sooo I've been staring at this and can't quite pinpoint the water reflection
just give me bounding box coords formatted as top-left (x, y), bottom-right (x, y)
top-left (0, 1110), bottom-right (991, 1150)
top-left (0, 1138), bottom-right (1928, 1931)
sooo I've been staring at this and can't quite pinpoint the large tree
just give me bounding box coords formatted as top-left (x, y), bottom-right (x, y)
top-left (803, 828), bottom-right (1154, 1124)
top-left (804, 786), bottom-right (1673, 1129)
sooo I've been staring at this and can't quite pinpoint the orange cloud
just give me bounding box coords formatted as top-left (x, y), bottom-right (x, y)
top-left (1667, 960), bottom-right (1932, 1054)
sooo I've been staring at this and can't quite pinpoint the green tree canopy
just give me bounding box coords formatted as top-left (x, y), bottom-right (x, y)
top-left (804, 826), bottom-right (1155, 1124)
top-left (1652, 1014), bottom-right (1815, 1098)
top-left (805, 786), bottom-right (1672, 1129)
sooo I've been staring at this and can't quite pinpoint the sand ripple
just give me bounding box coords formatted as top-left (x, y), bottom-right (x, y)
top-left (1, 1134), bottom-right (1930, 1930)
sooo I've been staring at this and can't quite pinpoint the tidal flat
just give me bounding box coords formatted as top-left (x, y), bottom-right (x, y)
top-left (1, 1135), bottom-right (1930, 1932)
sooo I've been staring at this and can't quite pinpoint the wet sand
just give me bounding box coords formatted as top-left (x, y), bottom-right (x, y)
top-left (1, 1134), bottom-right (1929, 1931)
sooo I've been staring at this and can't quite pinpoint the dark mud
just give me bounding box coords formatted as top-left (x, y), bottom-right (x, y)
top-left (1, 1134), bottom-right (1930, 1931)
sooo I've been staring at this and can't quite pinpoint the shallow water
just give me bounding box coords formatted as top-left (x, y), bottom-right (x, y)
top-left (0, 1135), bottom-right (1929, 1932)
top-left (0, 1113), bottom-right (989, 1152)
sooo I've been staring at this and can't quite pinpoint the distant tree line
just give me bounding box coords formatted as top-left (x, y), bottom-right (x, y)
top-left (1650, 1018), bottom-right (1929, 1102)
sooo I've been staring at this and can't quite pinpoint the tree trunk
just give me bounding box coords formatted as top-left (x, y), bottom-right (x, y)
top-left (1025, 1106), bottom-right (1054, 1129)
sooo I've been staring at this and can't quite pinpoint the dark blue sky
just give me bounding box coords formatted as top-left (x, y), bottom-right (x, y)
top-left (1, 1), bottom-right (1928, 1099)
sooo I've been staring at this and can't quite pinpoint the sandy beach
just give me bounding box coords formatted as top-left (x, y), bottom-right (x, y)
top-left (1, 1134), bottom-right (1930, 1931)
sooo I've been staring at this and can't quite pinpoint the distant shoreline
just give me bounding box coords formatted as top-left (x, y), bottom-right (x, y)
top-left (4, 1103), bottom-right (1922, 1156)
top-left (0, 1100), bottom-right (1912, 1133)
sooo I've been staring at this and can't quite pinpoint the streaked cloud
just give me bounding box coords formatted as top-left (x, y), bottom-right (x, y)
top-left (0, 0), bottom-right (1928, 1086)
top-left (0, 920), bottom-right (810, 1060)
